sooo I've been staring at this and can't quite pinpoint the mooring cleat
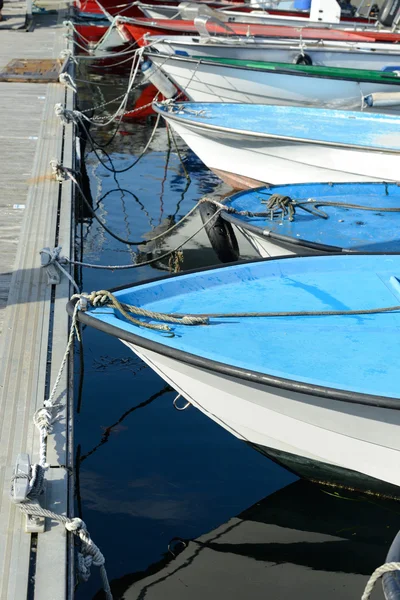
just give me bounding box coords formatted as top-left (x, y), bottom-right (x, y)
top-left (12, 453), bottom-right (30, 503)
top-left (40, 247), bottom-right (61, 285)
top-left (12, 454), bottom-right (46, 533)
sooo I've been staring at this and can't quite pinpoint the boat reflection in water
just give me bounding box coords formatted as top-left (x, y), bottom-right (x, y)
top-left (108, 479), bottom-right (399, 600)
top-left (137, 184), bottom-right (257, 271)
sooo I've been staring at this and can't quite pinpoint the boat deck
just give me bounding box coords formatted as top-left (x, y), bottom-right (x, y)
top-left (0, 3), bottom-right (74, 598)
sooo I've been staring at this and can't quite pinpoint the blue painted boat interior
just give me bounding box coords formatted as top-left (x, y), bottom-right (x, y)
top-left (227, 182), bottom-right (400, 251)
top-left (87, 254), bottom-right (400, 398)
top-left (154, 102), bottom-right (400, 150)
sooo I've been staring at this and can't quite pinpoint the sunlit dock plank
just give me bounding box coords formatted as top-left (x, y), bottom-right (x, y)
top-left (0, 5), bottom-right (74, 598)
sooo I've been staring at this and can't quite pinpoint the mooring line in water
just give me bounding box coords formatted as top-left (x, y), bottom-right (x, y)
top-left (79, 109), bottom-right (161, 172)
top-left (41, 199), bottom-right (224, 270)
top-left (56, 48), bottom-right (144, 129)
top-left (362, 561), bottom-right (400, 599)
top-left (10, 305), bottom-right (113, 599)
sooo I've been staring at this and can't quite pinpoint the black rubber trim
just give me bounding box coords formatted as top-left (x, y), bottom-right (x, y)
top-left (145, 51), bottom-right (400, 86)
top-left (221, 211), bottom-right (344, 253)
top-left (67, 253), bottom-right (400, 411)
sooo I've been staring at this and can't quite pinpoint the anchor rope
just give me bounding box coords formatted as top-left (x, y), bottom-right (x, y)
top-left (10, 304), bottom-right (112, 598)
top-left (362, 562), bottom-right (400, 600)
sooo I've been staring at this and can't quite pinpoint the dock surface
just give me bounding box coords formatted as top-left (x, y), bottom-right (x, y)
top-left (0, 3), bottom-right (74, 598)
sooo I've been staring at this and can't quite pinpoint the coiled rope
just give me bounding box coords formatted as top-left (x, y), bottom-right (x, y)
top-left (260, 193), bottom-right (400, 222)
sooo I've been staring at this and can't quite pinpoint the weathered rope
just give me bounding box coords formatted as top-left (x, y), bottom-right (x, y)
top-left (17, 504), bottom-right (112, 599)
top-left (59, 72), bottom-right (77, 93)
top-left (362, 562), bottom-right (400, 600)
top-left (73, 290), bottom-right (400, 331)
top-left (11, 304), bottom-right (113, 598)
top-left (73, 290), bottom-right (208, 332)
top-left (32, 302), bottom-right (80, 468)
top-left (260, 193), bottom-right (400, 222)
top-left (169, 305), bottom-right (400, 319)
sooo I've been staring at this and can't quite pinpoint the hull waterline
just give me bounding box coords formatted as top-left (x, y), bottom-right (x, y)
top-left (124, 341), bottom-right (400, 498)
top-left (164, 118), bottom-right (399, 189)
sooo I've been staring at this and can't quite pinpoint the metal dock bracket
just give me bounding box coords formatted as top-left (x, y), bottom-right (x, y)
top-left (11, 453), bottom-right (46, 534)
top-left (40, 246), bottom-right (62, 285)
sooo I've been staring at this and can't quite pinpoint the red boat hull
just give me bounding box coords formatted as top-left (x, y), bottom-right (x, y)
top-left (118, 17), bottom-right (400, 45)
top-left (74, 23), bottom-right (109, 43)
top-left (78, 0), bottom-right (376, 24)
top-left (74, 0), bottom-right (246, 17)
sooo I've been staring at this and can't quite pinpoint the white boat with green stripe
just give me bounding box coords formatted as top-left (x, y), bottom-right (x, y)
top-left (146, 52), bottom-right (400, 112)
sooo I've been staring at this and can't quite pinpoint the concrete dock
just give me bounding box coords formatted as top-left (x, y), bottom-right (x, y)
top-left (0, 2), bottom-right (75, 598)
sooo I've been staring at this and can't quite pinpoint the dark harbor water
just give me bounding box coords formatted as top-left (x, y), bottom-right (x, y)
top-left (74, 63), bottom-right (392, 600)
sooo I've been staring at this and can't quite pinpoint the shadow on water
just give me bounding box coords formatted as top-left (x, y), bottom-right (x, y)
top-left (97, 479), bottom-right (400, 600)
top-left (73, 67), bottom-right (391, 600)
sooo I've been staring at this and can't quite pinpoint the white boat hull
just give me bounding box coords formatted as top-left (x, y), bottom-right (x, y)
top-left (149, 53), bottom-right (400, 112)
top-left (234, 224), bottom-right (296, 256)
top-left (165, 119), bottom-right (399, 188)
top-left (152, 38), bottom-right (400, 70)
top-left (124, 342), bottom-right (400, 495)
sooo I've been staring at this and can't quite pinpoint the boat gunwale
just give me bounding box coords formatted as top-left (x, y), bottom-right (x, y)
top-left (221, 211), bottom-right (346, 253)
top-left (67, 253), bottom-right (400, 411)
top-left (152, 102), bottom-right (400, 154)
top-left (146, 50), bottom-right (400, 85)
top-left (147, 35), bottom-right (400, 56)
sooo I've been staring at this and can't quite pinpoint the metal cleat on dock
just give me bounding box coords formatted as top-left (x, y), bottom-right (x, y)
top-left (40, 246), bottom-right (62, 285)
top-left (11, 454), bottom-right (45, 534)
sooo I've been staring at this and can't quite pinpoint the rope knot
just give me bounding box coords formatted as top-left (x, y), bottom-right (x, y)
top-left (264, 194), bottom-right (296, 221)
top-left (50, 160), bottom-right (67, 182)
top-left (77, 553), bottom-right (92, 582)
top-left (59, 72), bottom-right (77, 93)
top-left (89, 291), bottom-right (111, 307)
top-left (65, 517), bottom-right (86, 533)
top-left (28, 464), bottom-right (46, 498)
top-left (33, 407), bottom-right (53, 435)
top-left (54, 103), bottom-right (78, 125)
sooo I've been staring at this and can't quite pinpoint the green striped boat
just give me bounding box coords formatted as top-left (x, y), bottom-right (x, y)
top-left (145, 51), bottom-right (400, 112)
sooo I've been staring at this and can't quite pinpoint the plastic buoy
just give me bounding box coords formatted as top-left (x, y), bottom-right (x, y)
top-left (199, 201), bottom-right (239, 263)
top-left (141, 60), bottom-right (177, 99)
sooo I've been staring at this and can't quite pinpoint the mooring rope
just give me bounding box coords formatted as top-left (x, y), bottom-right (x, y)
top-left (71, 289), bottom-right (400, 333)
top-left (10, 304), bottom-right (113, 599)
top-left (362, 562), bottom-right (400, 600)
top-left (73, 290), bottom-right (208, 332)
top-left (18, 504), bottom-right (113, 599)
